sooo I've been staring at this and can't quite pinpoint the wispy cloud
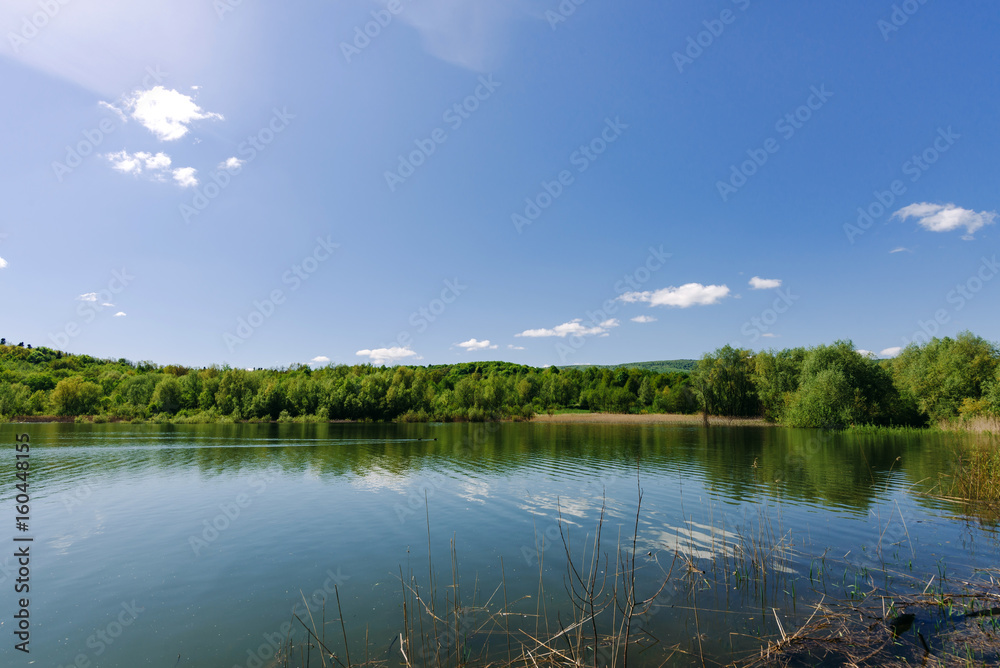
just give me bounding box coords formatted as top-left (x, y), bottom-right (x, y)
top-left (893, 203), bottom-right (997, 239)
top-left (879, 346), bottom-right (902, 357)
top-left (748, 276), bottom-right (781, 290)
top-left (618, 283), bottom-right (730, 308)
top-left (507, 344), bottom-right (525, 350)
top-left (356, 346), bottom-right (419, 365)
top-left (77, 292), bottom-right (98, 302)
top-left (889, 247), bottom-right (912, 254)
top-left (630, 315), bottom-right (657, 323)
top-left (455, 338), bottom-right (498, 351)
top-left (116, 86), bottom-right (223, 141)
top-left (516, 318), bottom-right (619, 338)
top-left (385, 0), bottom-right (528, 71)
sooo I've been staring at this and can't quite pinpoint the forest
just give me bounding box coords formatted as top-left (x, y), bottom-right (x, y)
top-left (0, 332), bottom-right (998, 429)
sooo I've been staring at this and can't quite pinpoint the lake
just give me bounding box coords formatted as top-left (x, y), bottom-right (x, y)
top-left (1, 422), bottom-right (996, 667)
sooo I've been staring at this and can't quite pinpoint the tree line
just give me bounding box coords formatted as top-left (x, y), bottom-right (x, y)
top-left (690, 332), bottom-right (1000, 427)
top-left (0, 331), bottom-right (997, 427)
top-left (0, 345), bottom-right (696, 422)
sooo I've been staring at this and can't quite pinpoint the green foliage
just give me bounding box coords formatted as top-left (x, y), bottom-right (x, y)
top-left (691, 345), bottom-right (760, 417)
top-left (891, 332), bottom-right (1000, 423)
top-left (0, 335), bottom-right (996, 427)
top-left (751, 348), bottom-right (805, 422)
top-left (0, 383), bottom-right (32, 416)
top-left (560, 359), bottom-right (697, 373)
top-left (150, 376), bottom-right (183, 414)
top-left (783, 341), bottom-right (917, 428)
top-left (51, 376), bottom-right (102, 415)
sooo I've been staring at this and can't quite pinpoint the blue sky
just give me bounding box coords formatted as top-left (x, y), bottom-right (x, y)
top-left (1, 0), bottom-right (997, 369)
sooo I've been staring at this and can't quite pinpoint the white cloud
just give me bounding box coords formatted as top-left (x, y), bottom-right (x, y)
top-left (761, 333), bottom-right (778, 338)
top-left (143, 152), bottom-right (172, 170)
top-left (618, 283), bottom-right (730, 308)
top-left (172, 167), bottom-right (198, 188)
top-left (114, 312), bottom-right (127, 317)
top-left (77, 292), bottom-right (98, 302)
top-left (748, 276), bottom-right (781, 290)
top-left (106, 150), bottom-right (143, 174)
top-left (219, 157), bottom-right (245, 170)
top-left (310, 356), bottom-right (331, 365)
top-left (356, 347), bottom-right (419, 365)
top-left (630, 315), bottom-right (657, 323)
top-left (456, 338), bottom-right (498, 351)
top-left (856, 349), bottom-right (875, 357)
top-left (879, 346), bottom-right (902, 358)
top-left (0, 257), bottom-right (7, 269)
top-left (889, 247), bottom-right (912, 254)
top-left (893, 203), bottom-right (997, 238)
top-left (121, 86), bottom-right (223, 141)
top-left (516, 318), bottom-right (619, 338)
top-left (105, 150), bottom-right (173, 177)
top-left (507, 344), bottom-right (525, 350)
top-left (101, 302), bottom-right (114, 307)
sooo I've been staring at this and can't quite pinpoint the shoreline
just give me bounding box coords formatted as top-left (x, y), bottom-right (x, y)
top-left (3, 412), bottom-right (770, 426)
top-left (530, 412), bottom-right (771, 426)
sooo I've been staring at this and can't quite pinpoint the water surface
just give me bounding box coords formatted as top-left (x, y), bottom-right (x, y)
top-left (0, 422), bottom-right (995, 667)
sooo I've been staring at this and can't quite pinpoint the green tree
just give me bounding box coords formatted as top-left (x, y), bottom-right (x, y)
top-left (751, 348), bottom-right (805, 422)
top-left (150, 376), bottom-right (183, 414)
top-left (891, 332), bottom-right (999, 422)
top-left (785, 341), bottom-right (909, 427)
top-left (0, 383), bottom-right (31, 416)
top-left (51, 377), bottom-right (102, 415)
top-left (691, 345), bottom-right (760, 417)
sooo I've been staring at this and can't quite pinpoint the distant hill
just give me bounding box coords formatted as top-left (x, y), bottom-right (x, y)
top-left (558, 360), bottom-right (697, 373)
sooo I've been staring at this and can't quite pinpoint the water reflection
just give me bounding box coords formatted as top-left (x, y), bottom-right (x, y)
top-left (0, 422), bottom-right (994, 668)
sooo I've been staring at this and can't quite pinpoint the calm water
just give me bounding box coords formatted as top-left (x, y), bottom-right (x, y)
top-left (0, 422), bottom-right (996, 667)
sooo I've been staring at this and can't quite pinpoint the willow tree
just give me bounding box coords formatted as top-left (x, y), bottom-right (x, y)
top-left (691, 345), bottom-right (760, 417)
